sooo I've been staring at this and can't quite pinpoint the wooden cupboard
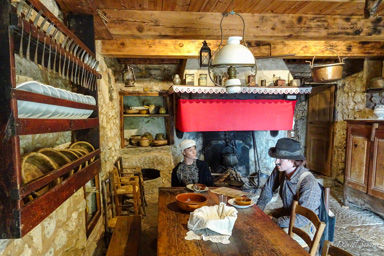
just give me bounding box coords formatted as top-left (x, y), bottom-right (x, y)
top-left (344, 120), bottom-right (384, 217)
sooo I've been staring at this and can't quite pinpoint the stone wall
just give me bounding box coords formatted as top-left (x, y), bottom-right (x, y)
top-left (332, 71), bottom-right (375, 182)
top-left (96, 44), bottom-right (121, 181)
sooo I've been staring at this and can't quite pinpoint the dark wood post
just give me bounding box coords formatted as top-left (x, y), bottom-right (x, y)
top-left (0, 0), bottom-right (22, 238)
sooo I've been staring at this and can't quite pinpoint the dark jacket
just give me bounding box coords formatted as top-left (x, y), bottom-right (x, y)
top-left (171, 159), bottom-right (213, 187)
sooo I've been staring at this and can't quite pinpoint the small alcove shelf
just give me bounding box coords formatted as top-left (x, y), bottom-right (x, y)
top-left (119, 91), bottom-right (174, 148)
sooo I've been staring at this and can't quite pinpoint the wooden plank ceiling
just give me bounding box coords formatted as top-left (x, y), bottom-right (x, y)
top-left (55, 0), bottom-right (384, 59)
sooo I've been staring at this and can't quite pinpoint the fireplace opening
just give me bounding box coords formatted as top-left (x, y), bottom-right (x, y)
top-left (142, 169), bottom-right (161, 181)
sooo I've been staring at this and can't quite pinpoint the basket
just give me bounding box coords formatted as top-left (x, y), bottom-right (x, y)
top-left (21, 152), bottom-right (57, 199)
top-left (307, 48), bottom-right (346, 83)
top-left (38, 148), bottom-right (71, 179)
top-left (69, 141), bottom-right (95, 162)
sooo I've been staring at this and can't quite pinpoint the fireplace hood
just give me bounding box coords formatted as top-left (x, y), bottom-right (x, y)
top-left (169, 86), bottom-right (312, 132)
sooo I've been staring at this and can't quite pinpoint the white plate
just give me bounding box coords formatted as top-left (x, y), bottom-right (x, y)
top-left (228, 198), bottom-right (255, 209)
top-left (186, 184), bottom-right (209, 192)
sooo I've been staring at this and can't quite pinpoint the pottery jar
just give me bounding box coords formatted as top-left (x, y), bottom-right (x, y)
top-left (130, 135), bottom-right (141, 146)
top-left (173, 74), bottom-right (181, 85)
top-left (158, 107), bottom-right (167, 114)
top-left (140, 136), bottom-right (150, 147)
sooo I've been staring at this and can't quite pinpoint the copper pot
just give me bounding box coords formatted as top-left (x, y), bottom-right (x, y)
top-left (307, 48), bottom-right (346, 83)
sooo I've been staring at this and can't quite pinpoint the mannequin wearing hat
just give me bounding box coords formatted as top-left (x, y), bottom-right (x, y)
top-left (256, 138), bottom-right (322, 232)
top-left (171, 139), bottom-right (213, 187)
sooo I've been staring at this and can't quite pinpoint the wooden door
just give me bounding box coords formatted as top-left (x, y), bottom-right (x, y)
top-left (306, 85), bottom-right (335, 176)
top-left (368, 124), bottom-right (384, 199)
top-left (345, 123), bottom-right (371, 193)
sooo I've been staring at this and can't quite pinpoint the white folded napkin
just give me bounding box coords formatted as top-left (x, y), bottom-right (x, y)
top-left (185, 203), bottom-right (238, 244)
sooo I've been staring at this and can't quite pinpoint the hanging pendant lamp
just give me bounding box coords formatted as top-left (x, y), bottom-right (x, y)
top-left (208, 11), bottom-right (256, 93)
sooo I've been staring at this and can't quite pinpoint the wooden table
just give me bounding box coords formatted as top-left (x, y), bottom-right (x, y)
top-left (158, 187), bottom-right (309, 256)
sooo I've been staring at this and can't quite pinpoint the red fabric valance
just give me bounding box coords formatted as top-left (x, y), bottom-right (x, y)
top-left (176, 99), bottom-right (297, 132)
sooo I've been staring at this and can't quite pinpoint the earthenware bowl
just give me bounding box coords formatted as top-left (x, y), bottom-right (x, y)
top-left (175, 193), bottom-right (207, 212)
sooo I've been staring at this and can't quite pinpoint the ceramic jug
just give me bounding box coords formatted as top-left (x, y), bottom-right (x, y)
top-left (158, 107), bottom-right (167, 114)
top-left (173, 74), bottom-right (181, 85)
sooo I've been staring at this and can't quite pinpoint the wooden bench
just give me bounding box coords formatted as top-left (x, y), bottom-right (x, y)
top-left (106, 216), bottom-right (141, 256)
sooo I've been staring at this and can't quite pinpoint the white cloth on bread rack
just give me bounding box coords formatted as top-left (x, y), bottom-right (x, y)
top-left (185, 203), bottom-right (238, 244)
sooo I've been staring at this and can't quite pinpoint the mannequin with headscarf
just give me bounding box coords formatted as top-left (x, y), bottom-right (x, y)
top-left (171, 139), bottom-right (213, 187)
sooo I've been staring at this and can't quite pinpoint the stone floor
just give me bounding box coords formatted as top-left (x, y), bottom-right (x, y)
top-left (138, 175), bottom-right (384, 256)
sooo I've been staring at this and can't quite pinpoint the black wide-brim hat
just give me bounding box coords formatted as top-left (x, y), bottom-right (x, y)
top-left (268, 138), bottom-right (306, 160)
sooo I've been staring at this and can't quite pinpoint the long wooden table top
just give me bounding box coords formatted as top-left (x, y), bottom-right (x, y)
top-left (157, 187), bottom-right (309, 256)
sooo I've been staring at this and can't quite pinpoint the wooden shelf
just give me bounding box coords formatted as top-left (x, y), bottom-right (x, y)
top-left (19, 149), bottom-right (100, 198)
top-left (16, 118), bottom-right (99, 135)
top-left (20, 158), bottom-right (101, 237)
top-left (13, 90), bottom-right (98, 110)
top-left (119, 91), bottom-right (174, 148)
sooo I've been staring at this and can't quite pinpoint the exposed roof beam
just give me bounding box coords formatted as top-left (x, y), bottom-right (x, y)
top-left (100, 10), bottom-right (384, 41)
top-left (99, 39), bottom-right (384, 58)
top-left (364, 0), bottom-right (383, 18)
top-left (55, 0), bottom-right (113, 39)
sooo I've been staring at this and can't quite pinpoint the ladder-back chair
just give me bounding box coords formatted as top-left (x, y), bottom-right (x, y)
top-left (288, 200), bottom-right (326, 256)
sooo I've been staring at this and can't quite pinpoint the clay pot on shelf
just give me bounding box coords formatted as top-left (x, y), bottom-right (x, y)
top-left (130, 135), bottom-right (141, 146)
top-left (148, 105), bottom-right (157, 114)
top-left (140, 136), bottom-right (150, 147)
top-left (155, 133), bottom-right (165, 140)
top-left (158, 107), bottom-right (167, 114)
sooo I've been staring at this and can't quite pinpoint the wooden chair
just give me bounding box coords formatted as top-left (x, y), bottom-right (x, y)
top-left (115, 157), bottom-right (147, 215)
top-left (321, 241), bottom-right (353, 256)
top-left (111, 167), bottom-right (141, 216)
top-left (288, 200), bottom-right (326, 256)
top-left (101, 178), bottom-right (117, 244)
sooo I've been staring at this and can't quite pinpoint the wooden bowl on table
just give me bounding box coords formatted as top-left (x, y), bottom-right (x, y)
top-left (235, 195), bottom-right (252, 206)
top-left (175, 193), bottom-right (208, 212)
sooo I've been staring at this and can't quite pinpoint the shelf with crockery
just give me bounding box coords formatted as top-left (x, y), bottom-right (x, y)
top-left (13, 81), bottom-right (98, 135)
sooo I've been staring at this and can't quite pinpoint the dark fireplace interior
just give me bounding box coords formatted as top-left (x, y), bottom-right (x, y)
top-left (202, 131), bottom-right (253, 177)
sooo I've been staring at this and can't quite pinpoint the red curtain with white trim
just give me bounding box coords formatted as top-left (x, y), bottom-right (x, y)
top-left (176, 99), bottom-right (297, 132)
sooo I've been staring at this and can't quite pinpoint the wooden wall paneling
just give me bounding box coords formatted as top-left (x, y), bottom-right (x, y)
top-left (55, 0), bottom-right (96, 14)
top-left (175, 0), bottom-right (191, 11)
top-left (188, 0), bottom-right (208, 12)
top-left (93, 0), bottom-right (122, 9)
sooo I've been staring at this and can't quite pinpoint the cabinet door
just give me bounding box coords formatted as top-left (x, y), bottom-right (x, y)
top-left (345, 124), bottom-right (371, 193)
top-left (368, 126), bottom-right (384, 199)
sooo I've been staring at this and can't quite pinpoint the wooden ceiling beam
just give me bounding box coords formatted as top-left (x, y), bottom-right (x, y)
top-left (55, 0), bottom-right (113, 39)
top-left (99, 39), bottom-right (384, 58)
top-left (100, 10), bottom-right (384, 41)
top-left (364, 0), bottom-right (383, 18)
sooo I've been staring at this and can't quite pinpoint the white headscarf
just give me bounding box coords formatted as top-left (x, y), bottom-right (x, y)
top-left (180, 139), bottom-right (196, 152)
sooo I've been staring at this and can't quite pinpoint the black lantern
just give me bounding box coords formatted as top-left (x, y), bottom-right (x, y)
top-left (199, 41), bottom-right (211, 67)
